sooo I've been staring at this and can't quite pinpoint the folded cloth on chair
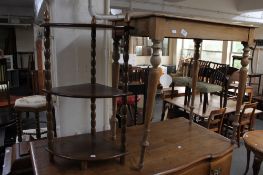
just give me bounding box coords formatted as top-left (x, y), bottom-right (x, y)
top-left (15, 95), bottom-right (46, 108)
top-left (0, 84), bottom-right (7, 91)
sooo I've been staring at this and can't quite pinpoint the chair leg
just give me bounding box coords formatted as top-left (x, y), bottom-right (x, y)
top-left (203, 93), bottom-right (208, 113)
top-left (161, 100), bottom-right (167, 121)
top-left (184, 87), bottom-right (188, 105)
top-left (127, 105), bottom-right (133, 124)
top-left (200, 93), bottom-right (203, 102)
top-left (35, 112), bottom-right (41, 139)
top-left (237, 126), bottom-right (241, 147)
top-left (16, 112), bottom-right (22, 142)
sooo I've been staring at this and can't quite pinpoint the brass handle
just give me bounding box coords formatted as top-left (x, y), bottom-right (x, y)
top-left (210, 168), bottom-right (221, 175)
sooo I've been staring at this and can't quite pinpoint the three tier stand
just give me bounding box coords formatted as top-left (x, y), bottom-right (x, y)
top-left (41, 9), bottom-right (131, 169)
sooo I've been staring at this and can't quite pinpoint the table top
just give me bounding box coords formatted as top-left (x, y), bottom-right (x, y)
top-left (164, 95), bottom-right (262, 118)
top-left (30, 117), bottom-right (233, 175)
top-left (243, 130), bottom-right (263, 154)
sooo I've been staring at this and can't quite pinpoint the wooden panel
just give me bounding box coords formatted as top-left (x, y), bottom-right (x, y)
top-left (115, 15), bottom-right (255, 42)
top-left (30, 118), bottom-right (233, 175)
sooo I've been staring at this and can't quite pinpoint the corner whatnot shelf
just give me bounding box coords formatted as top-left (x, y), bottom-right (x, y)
top-left (41, 9), bottom-right (131, 169)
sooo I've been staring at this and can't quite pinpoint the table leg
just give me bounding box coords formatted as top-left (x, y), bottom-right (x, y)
top-left (244, 148), bottom-right (251, 175)
top-left (252, 155), bottom-right (262, 175)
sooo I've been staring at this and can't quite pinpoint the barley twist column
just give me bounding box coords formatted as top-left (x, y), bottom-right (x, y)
top-left (231, 42), bottom-right (250, 144)
top-left (137, 39), bottom-right (162, 170)
top-left (120, 24), bottom-right (129, 164)
top-left (189, 39), bottom-right (202, 123)
top-left (111, 35), bottom-right (121, 140)
top-left (90, 17), bottom-right (96, 137)
top-left (43, 8), bottom-right (54, 161)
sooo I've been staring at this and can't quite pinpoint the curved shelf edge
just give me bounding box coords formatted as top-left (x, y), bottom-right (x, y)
top-left (45, 134), bottom-right (128, 161)
top-left (43, 83), bottom-right (132, 98)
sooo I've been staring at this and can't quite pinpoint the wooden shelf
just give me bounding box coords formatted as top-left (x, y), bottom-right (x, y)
top-left (40, 23), bottom-right (133, 30)
top-left (46, 133), bottom-right (127, 161)
top-left (44, 83), bottom-right (131, 98)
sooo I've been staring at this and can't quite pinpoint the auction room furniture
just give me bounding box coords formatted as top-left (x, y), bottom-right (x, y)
top-left (226, 102), bottom-right (257, 147)
top-left (199, 107), bottom-right (226, 134)
top-left (243, 130), bottom-right (263, 175)
top-left (113, 14), bottom-right (255, 170)
top-left (40, 10), bottom-right (131, 170)
top-left (30, 117), bottom-right (234, 175)
top-left (25, 10), bottom-right (255, 174)
top-left (14, 95), bottom-right (51, 142)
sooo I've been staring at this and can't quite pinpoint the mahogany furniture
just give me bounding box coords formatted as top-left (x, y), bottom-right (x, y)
top-left (114, 14), bottom-right (255, 169)
top-left (243, 130), bottom-right (263, 175)
top-left (41, 10), bottom-right (131, 169)
top-left (30, 117), bottom-right (233, 175)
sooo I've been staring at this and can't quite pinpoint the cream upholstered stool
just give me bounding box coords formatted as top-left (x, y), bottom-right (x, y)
top-left (14, 95), bottom-right (49, 142)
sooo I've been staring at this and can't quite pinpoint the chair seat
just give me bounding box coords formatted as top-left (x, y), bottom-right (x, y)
top-left (116, 95), bottom-right (140, 105)
top-left (23, 127), bottom-right (47, 135)
top-left (195, 82), bottom-right (222, 93)
top-left (172, 77), bottom-right (192, 86)
top-left (15, 95), bottom-right (46, 109)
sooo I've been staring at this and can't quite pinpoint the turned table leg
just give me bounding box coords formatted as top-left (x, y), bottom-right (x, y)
top-left (244, 148), bottom-right (251, 175)
top-left (252, 155), bottom-right (262, 175)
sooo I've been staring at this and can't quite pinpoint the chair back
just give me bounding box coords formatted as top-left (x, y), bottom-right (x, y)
top-left (0, 58), bottom-right (10, 107)
top-left (198, 60), bottom-right (210, 82)
top-left (0, 59), bottom-right (7, 84)
top-left (239, 102), bottom-right (258, 129)
top-left (207, 108), bottom-right (226, 133)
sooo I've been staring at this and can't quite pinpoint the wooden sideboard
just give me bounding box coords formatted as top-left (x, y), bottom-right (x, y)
top-left (29, 117), bottom-right (233, 175)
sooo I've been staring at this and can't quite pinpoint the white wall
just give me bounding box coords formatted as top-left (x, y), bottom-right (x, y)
top-left (15, 27), bottom-right (34, 52)
top-left (49, 0), bottom-right (111, 136)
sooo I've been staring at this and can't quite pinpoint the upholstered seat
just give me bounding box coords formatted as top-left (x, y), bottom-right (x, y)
top-left (172, 76), bottom-right (192, 86)
top-left (15, 95), bottom-right (56, 142)
top-left (195, 82), bottom-right (222, 93)
top-left (15, 95), bottom-right (46, 109)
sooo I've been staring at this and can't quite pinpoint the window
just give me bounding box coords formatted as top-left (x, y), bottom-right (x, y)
top-left (133, 37), bottom-right (169, 56)
top-left (179, 39), bottom-right (223, 63)
top-left (201, 40), bottom-right (223, 63)
top-left (230, 41), bottom-right (243, 69)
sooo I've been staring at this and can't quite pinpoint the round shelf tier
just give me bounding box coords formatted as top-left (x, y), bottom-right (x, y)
top-left (43, 83), bottom-right (131, 98)
top-left (46, 133), bottom-right (127, 161)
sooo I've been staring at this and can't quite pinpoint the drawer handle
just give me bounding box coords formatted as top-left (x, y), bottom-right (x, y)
top-left (210, 168), bottom-right (221, 175)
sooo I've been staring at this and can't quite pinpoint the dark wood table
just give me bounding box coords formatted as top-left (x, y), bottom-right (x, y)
top-left (30, 117), bottom-right (233, 175)
top-left (243, 130), bottom-right (263, 175)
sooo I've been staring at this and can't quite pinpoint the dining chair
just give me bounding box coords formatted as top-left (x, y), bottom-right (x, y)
top-left (200, 108), bottom-right (226, 134)
top-left (226, 102), bottom-right (258, 147)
